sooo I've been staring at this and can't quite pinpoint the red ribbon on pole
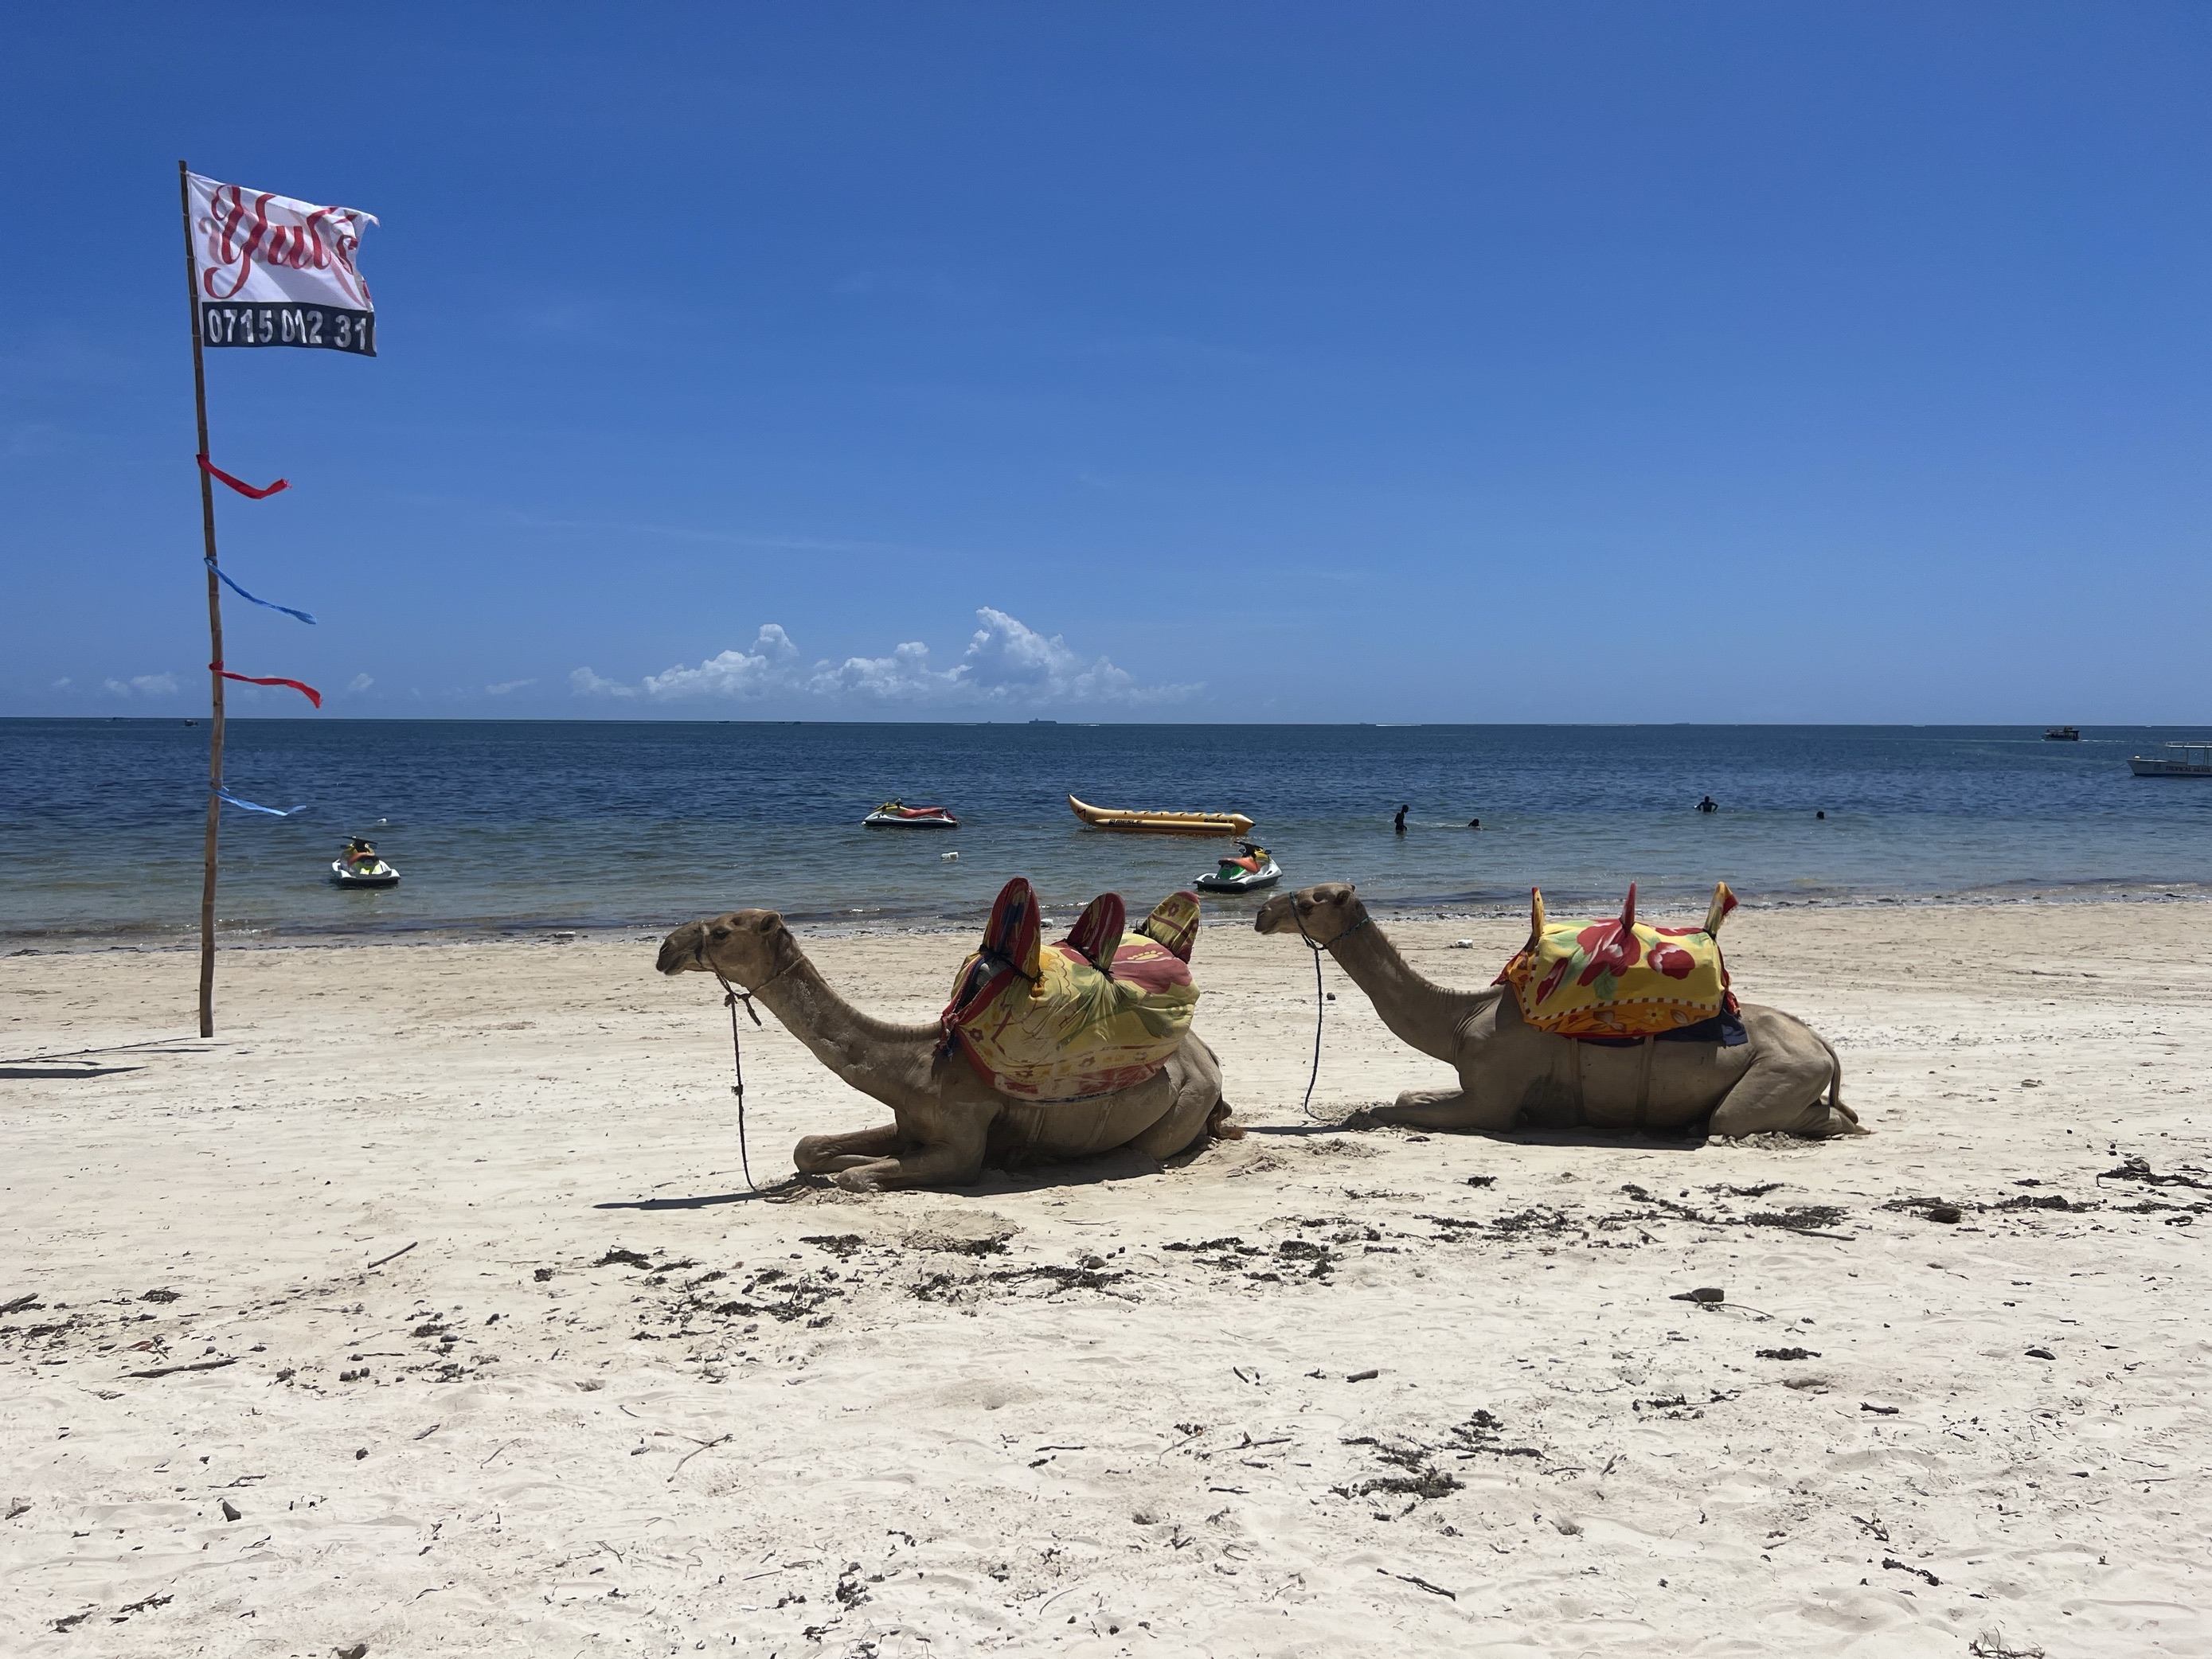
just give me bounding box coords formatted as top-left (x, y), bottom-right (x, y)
top-left (209, 661), bottom-right (322, 708)
top-left (197, 453), bottom-right (290, 499)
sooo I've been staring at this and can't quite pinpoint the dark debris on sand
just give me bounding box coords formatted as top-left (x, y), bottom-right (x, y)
top-left (1163, 1226), bottom-right (1358, 1282)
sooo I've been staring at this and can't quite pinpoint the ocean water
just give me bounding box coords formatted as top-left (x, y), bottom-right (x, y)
top-left (4, 719), bottom-right (2210, 945)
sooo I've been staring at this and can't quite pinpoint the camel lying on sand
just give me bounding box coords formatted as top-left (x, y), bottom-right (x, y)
top-left (658, 908), bottom-right (1235, 1191)
top-left (1254, 884), bottom-right (1864, 1138)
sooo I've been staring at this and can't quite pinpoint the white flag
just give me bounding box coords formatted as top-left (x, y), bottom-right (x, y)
top-left (187, 172), bottom-right (379, 356)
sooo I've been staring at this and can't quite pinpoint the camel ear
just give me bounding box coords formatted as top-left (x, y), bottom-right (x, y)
top-left (1527, 887), bottom-right (1546, 948)
top-left (1620, 883), bottom-right (1638, 933)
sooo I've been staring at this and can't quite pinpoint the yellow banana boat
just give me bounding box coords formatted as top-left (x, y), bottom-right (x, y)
top-left (1067, 794), bottom-right (1254, 837)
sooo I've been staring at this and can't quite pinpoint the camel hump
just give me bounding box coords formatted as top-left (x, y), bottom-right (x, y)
top-left (1139, 891), bottom-right (1201, 962)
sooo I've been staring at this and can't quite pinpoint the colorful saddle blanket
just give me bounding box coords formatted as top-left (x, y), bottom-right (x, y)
top-left (941, 878), bottom-right (1202, 1102)
top-left (1498, 882), bottom-right (1739, 1039)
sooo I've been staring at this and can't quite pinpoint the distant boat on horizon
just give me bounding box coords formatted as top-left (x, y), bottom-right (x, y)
top-left (2043, 725), bottom-right (2080, 741)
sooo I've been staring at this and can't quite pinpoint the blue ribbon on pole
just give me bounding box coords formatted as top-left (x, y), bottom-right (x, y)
top-left (214, 786), bottom-right (309, 818)
top-left (206, 558), bottom-right (316, 625)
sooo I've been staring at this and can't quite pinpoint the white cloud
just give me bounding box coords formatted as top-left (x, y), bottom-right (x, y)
top-left (486, 677), bottom-right (537, 696)
top-left (569, 666), bottom-right (638, 698)
top-left (347, 673), bottom-right (374, 693)
top-left (573, 610), bottom-right (1194, 708)
top-left (635, 625), bottom-right (802, 700)
top-left (51, 677), bottom-right (72, 689)
top-left (104, 673), bottom-right (178, 697)
top-left (959, 607), bottom-right (1152, 702)
top-left (803, 639), bottom-right (963, 702)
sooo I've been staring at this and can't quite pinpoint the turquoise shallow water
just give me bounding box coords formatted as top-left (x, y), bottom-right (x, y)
top-left (5, 719), bottom-right (2210, 943)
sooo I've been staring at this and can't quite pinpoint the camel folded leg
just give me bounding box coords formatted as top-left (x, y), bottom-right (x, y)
top-left (1366, 1087), bottom-right (1520, 1132)
top-left (793, 1123), bottom-right (905, 1174)
top-left (1706, 1045), bottom-right (1864, 1138)
top-left (831, 1101), bottom-right (996, 1192)
top-left (1125, 1072), bottom-right (1224, 1160)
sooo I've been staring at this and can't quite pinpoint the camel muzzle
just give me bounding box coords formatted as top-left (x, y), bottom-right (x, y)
top-left (656, 923), bottom-right (707, 976)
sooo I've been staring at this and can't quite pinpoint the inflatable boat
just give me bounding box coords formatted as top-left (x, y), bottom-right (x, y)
top-left (1067, 794), bottom-right (1254, 837)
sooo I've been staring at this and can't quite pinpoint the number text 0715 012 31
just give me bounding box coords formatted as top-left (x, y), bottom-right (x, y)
top-left (200, 303), bottom-right (376, 356)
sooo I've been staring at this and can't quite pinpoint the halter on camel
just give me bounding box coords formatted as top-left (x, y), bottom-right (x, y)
top-left (688, 927), bottom-right (797, 1195)
top-left (1292, 896), bottom-right (1370, 1120)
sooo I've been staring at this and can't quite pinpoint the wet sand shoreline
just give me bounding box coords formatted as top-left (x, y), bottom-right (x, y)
top-left (8, 880), bottom-right (2210, 962)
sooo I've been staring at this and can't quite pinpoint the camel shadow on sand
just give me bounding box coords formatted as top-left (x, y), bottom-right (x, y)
top-left (593, 1142), bottom-right (1219, 1211)
top-left (1245, 1115), bottom-right (1729, 1153)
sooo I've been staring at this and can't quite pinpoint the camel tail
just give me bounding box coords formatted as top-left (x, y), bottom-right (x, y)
top-left (1815, 1034), bottom-right (1866, 1133)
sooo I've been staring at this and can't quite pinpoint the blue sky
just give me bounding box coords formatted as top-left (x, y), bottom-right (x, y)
top-left (2, 2), bottom-right (2206, 722)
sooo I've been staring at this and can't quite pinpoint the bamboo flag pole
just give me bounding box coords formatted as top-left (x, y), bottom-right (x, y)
top-left (178, 158), bottom-right (226, 1039)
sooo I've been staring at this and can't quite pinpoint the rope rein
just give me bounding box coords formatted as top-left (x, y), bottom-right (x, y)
top-left (694, 936), bottom-right (801, 1196)
top-left (1291, 905), bottom-right (1370, 1122)
top-left (713, 968), bottom-right (763, 1193)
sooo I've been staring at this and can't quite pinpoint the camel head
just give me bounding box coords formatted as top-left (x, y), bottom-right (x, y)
top-left (1254, 882), bottom-right (1367, 946)
top-left (657, 909), bottom-right (803, 990)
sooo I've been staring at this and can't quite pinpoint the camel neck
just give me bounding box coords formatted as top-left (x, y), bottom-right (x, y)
top-left (1327, 912), bottom-right (1487, 1062)
top-left (747, 947), bottom-right (942, 1109)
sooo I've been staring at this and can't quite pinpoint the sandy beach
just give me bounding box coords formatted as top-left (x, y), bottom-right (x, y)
top-left (2, 898), bottom-right (2207, 1657)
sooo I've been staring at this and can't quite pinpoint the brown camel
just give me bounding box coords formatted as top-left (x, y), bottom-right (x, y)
top-left (658, 909), bottom-right (1236, 1190)
top-left (1254, 884), bottom-right (1864, 1138)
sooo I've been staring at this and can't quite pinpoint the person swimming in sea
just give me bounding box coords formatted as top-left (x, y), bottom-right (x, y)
top-left (1393, 804), bottom-right (1408, 835)
top-left (1696, 795), bottom-right (1718, 814)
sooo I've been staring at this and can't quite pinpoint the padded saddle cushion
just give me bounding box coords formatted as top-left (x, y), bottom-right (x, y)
top-left (942, 878), bottom-right (1202, 1102)
top-left (1498, 881), bottom-right (1739, 1039)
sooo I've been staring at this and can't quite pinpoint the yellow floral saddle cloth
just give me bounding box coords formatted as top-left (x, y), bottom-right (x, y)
top-left (1498, 882), bottom-right (1738, 1038)
top-left (941, 877), bottom-right (1202, 1102)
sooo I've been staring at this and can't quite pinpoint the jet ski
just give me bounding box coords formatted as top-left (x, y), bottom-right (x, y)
top-left (331, 837), bottom-right (401, 888)
top-left (862, 799), bottom-right (959, 829)
top-left (1194, 841), bottom-right (1280, 894)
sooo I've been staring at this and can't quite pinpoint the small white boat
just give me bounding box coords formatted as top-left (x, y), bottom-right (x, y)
top-left (2128, 743), bottom-right (2212, 779)
top-left (1194, 843), bottom-right (1281, 894)
top-left (862, 800), bottom-right (959, 828)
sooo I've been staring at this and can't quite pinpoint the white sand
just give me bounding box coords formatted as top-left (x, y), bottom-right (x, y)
top-left (2, 900), bottom-right (2207, 1656)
